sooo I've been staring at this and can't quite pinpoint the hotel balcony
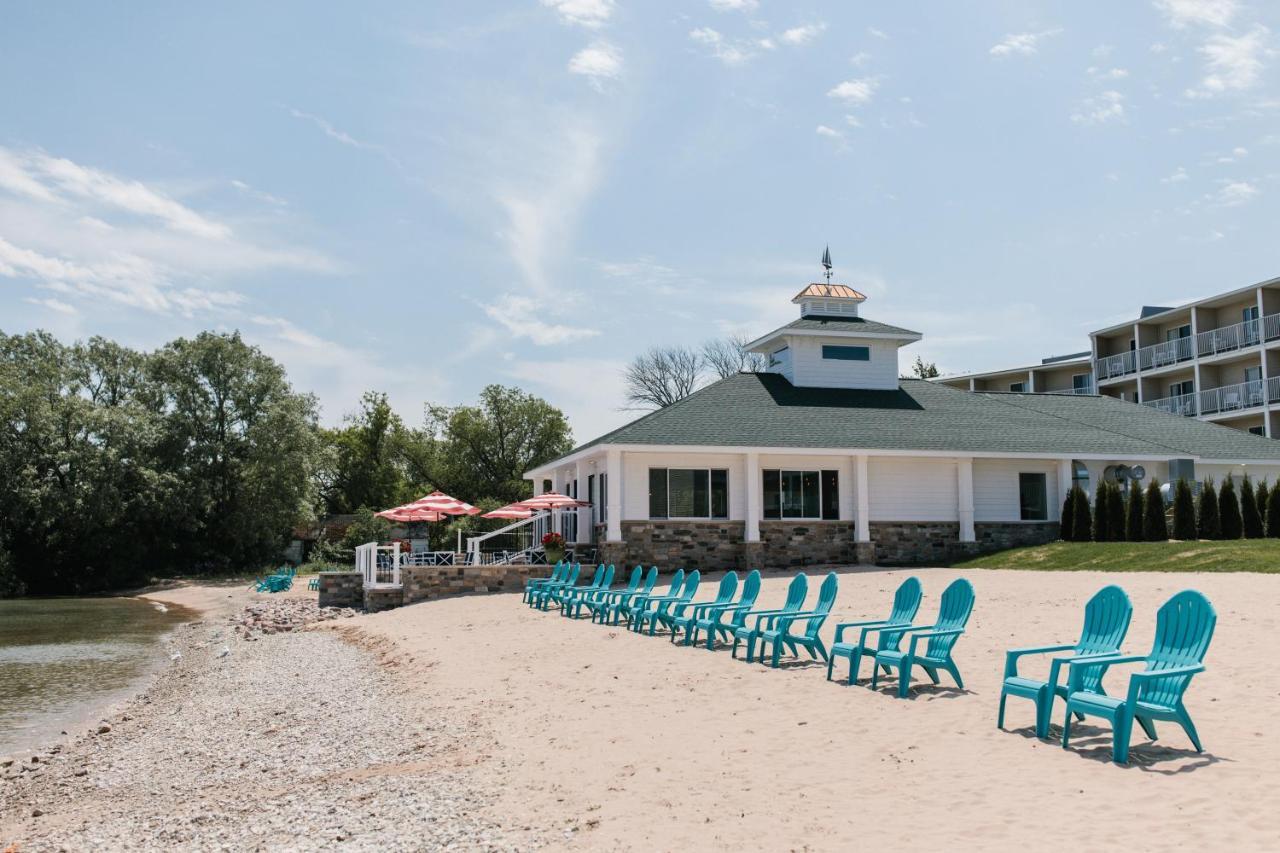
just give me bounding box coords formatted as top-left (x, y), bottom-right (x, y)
top-left (1142, 377), bottom-right (1280, 419)
top-left (1094, 311), bottom-right (1280, 383)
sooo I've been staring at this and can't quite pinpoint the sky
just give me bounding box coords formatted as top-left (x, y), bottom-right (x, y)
top-left (2, 1), bottom-right (1278, 443)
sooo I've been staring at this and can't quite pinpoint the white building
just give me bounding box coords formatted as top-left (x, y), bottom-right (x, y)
top-left (528, 282), bottom-right (1280, 567)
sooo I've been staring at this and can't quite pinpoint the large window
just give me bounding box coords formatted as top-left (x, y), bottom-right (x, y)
top-left (822, 345), bottom-right (869, 361)
top-left (649, 468), bottom-right (728, 519)
top-left (1019, 473), bottom-right (1048, 521)
top-left (763, 469), bottom-right (840, 520)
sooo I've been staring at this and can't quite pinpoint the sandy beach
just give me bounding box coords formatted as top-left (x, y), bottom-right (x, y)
top-left (4, 568), bottom-right (1278, 851)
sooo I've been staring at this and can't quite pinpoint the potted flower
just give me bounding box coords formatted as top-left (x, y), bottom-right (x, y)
top-left (542, 531), bottom-right (566, 565)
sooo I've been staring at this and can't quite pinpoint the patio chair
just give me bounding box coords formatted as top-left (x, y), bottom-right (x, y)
top-left (998, 584), bottom-right (1132, 739)
top-left (570, 565), bottom-right (640, 620)
top-left (871, 577), bottom-right (975, 698)
top-left (668, 572), bottom-right (739, 644)
top-left (532, 563), bottom-right (581, 610)
top-left (558, 564), bottom-right (614, 615)
top-left (1061, 590), bottom-right (1216, 764)
top-left (759, 571), bottom-right (839, 667)
top-left (615, 569), bottom-right (685, 628)
top-left (677, 569), bottom-right (760, 648)
top-left (731, 573), bottom-right (809, 663)
top-left (632, 571), bottom-right (701, 635)
top-left (826, 576), bottom-right (923, 684)
top-left (522, 561), bottom-right (567, 604)
top-left (593, 566), bottom-right (658, 624)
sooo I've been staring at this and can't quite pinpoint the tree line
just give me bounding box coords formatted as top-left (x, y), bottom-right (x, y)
top-left (1060, 473), bottom-right (1280, 543)
top-left (0, 330), bottom-right (572, 596)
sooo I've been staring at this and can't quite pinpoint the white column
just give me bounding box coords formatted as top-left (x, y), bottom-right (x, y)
top-left (1133, 322), bottom-right (1144, 403)
top-left (1190, 306), bottom-right (1202, 416)
top-left (1258, 288), bottom-right (1271, 438)
top-left (744, 451), bottom-right (760, 543)
top-left (533, 477), bottom-right (545, 497)
top-left (854, 454), bottom-right (870, 542)
top-left (575, 460), bottom-right (587, 542)
top-left (1057, 459), bottom-right (1073, 509)
top-left (606, 449), bottom-right (623, 542)
top-left (958, 457), bottom-right (975, 543)
top-left (1026, 369), bottom-right (1036, 393)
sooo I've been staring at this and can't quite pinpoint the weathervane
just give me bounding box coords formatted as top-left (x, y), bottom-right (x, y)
top-left (821, 245), bottom-right (833, 284)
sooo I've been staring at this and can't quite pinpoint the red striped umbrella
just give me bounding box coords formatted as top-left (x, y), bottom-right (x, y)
top-left (515, 491), bottom-right (590, 510)
top-left (375, 506), bottom-right (444, 523)
top-left (405, 491), bottom-right (482, 516)
top-left (482, 504), bottom-right (534, 520)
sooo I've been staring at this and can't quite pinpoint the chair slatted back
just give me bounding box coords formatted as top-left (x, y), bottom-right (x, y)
top-left (923, 578), bottom-right (975, 660)
top-left (1074, 585), bottom-right (1134, 694)
top-left (726, 570), bottom-right (762, 629)
top-left (711, 572), bottom-right (739, 607)
top-left (663, 569), bottom-right (686, 597)
top-left (782, 573), bottom-right (809, 613)
top-left (565, 563), bottom-right (581, 585)
top-left (878, 576), bottom-right (924, 652)
top-left (676, 570), bottom-right (701, 602)
top-left (621, 565), bottom-right (643, 594)
top-left (803, 572), bottom-right (840, 639)
top-left (586, 564), bottom-right (606, 589)
top-left (598, 564), bottom-right (616, 589)
top-left (637, 566), bottom-right (659, 596)
top-left (1140, 590), bottom-right (1216, 708)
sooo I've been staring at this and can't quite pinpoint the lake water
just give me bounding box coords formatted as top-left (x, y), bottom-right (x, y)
top-left (0, 597), bottom-right (192, 757)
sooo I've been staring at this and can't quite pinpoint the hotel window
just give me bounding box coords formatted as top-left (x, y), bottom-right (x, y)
top-left (762, 469), bottom-right (839, 520)
top-left (1250, 426), bottom-right (1266, 436)
top-left (648, 468), bottom-right (728, 519)
top-left (1170, 380), bottom-right (1194, 398)
top-left (821, 345), bottom-right (869, 361)
top-left (1019, 473), bottom-right (1048, 521)
top-left (1072, 373), bottom-right (1092, 393)
top-left (1009, 382), bottom-right (1026, 393)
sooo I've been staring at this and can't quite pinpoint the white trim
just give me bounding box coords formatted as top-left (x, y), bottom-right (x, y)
top-left (744, 452), bottom-right (760, 542)
top-left (745, 326), bottom-right (923, 352)
top-left (957, 457), bottom-right (975, 542)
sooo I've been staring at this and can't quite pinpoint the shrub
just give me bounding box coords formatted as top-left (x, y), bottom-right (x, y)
top-left (1269, 481), bottom-right (1280, 538)
top-left (1125, 483), bottom-right (1145, 542)
top-left (1172, 479), bottom-right (1197, 540)
top-left (1060, 491), bottom-right (1075, 541)
top-left (0, 544), bottom-right (25, 598)
top-left (1255, 479), bottom-right (1269, 527)
top-left (1143, 478), bottom-right (1168, 541)
top-left (1071, 485), bottom-right (1092, 542)
top-left (1198, 479), bottom-right (1220, 540)
top-left (1106, 483), bottom-right (1126, 541)
top-left (1092, 482), bottom-right (1110, 542)
top-left (1219, 476), bottom-right (1243, 539)
top-left (1241, 473), bottom-right (1264, 538)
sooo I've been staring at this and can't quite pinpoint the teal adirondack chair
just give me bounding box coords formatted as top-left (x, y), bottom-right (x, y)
top-left (668, 572), bottom-right (738, 644)
top-left (598, 567), bottom-right (660, 624)
top-left (732, 573), bottom-right (809, 662)
top-left (633, 571), bottom-right (702, 635)
top-left (616, 569), bottom-right (684, 627)
top-left (688, 570), bottom-right (762, 650)
top-left (572, 565), bottom-right (640, 620)
top-left (523, 562), bottom-right (567, 605)
top-left (760, 572), bottom-right (839, 667)
top-left (871, 577), bottom-right (975, 698)
top-left (1061, 590), bottom-right (1216, 765)
top-left (999, 584), bottom-right (1132, 739)
top-left (532, 562), bottom-right (580, 610)
top-left (553, 564), bottom-right (611, 613)
top-left (826, 576), bottom-right (923, 684)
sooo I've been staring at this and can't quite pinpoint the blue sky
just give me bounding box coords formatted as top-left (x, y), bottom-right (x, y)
top-left (2, 1), bottom-right (1278, 441)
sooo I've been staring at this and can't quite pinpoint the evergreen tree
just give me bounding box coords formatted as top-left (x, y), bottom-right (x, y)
top-left (1125, 483), bottom-right (1145, 542)
top-left (1198, 478), bottom-right (1221, 540)
top-left (1060, 491), bottom-right (1075, 541)
top-left (1173, 479), bottom-right (1197, 540)
top-left (1220, 475), bottom-right (1243, 539)
top-left (1071, 485), bottom-right (1092, 542)
top-left (1143, 478), bottom-right (1168, 541)
top-left (1268, 481), bottom-right (1280, 538)
top-left (1107, 482), bottom-right (1126, 541)
top-left (1241, 473), bottom-right (1264, 538)
top-left (1255, 479), bottom-right (1269, 526)
top-left (1093, 482), bottom-right (1110, 541)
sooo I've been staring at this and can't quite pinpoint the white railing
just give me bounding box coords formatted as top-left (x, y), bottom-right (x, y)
top-left (1138, 336), bottom-right (1195, 371)
top-left (1199, 379), bottom-right (1265, 416)
top-left (1266, 313), bottom-right (1280, 343)
top-left (1270, 375), bottom-right (1280, 405)
top-left (1197, 317), bottom-right (1261, 357)
top-left (1094, 351), bottom-right (1136, 381)
top-left (355, 541), bottom-right (401, 588)
top-left (1142, 392), bottom-right (1198, 417)
top-left (466, 512), bottom-right (551, 565)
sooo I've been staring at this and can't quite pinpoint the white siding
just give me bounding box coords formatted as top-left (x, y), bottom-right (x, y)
top-left (622, 452), bottom-right (747, 520)
top-left (973, 459), bottom-right (1060, 522)
top-left (788, 335), bottom-right (900, 390)
top-left (868, 457), bottom-right (959, 521)
top-left (769, 344), bottom-right (794, 384)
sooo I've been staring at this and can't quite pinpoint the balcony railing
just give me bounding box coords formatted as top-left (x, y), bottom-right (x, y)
top-left (1095, 351), bottom-right (1136, 381)
top-left (1138, 335), bottom-right (1195, 371)
top-left (1095, 310), bottom-right (1280, 383)
top-left (1199, 379), bottom-right (1266, 416)
top-left (1142, 392), bottom-right (1198, 417)
top-left (1197, 317), bottom-right (1261, 357)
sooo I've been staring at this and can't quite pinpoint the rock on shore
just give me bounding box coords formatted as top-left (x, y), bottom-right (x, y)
top-left (0, 609), bottom-right (541, 851)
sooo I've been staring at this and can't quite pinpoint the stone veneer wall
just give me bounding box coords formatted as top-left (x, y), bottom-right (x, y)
top-left (871, 521), bottom-right (1060, 565)
top-left (974, 521), bottom-right (1059, 552)
top-left (318, 571), bottom-right (362, 608)
top-left (605, 520), bottom-right (746, 570)
top-left (401, 563), bottom-right (542, 604)
top-left (363, 586), bottom-right (404, 613)
top-left (758, 521), bottom-right (857, 567)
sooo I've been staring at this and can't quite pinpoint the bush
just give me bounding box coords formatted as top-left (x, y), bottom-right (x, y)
top-left (1071, 485), bottom-right (1092, 542)
top-left (1106, 483), bottom-right (1125, 541)
top-left (1125, 483), bottom-right (1145, 542)
top-left (1241, 473), bottom-right (1264, 539)
top-left (1173, 479), bottom-right (1197, 540)
top-left (1219, 476), bottom-right (1243, 539)
top-left (1255, 479), bottom-right (1269, 528)
top-left (1143, 478), bottom-right (1168, 541)
top-left (0, 545), bottom-right (25, 598)
top-left (1061, 491), bottom-right (1076, 541)
top-left (1093, 482), bottom-right (1110, 542)
top-left (1198, 479), bottom-right (1220, 540)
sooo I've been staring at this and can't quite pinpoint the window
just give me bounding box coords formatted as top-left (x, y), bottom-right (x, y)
top-left (1019, 473), bottom-right (1048, 521)
top-left (1009, 382), bottom-right (1026, 393)
top-left (1250, 426), bottom-right (1266, 436)
top-left (1166, 324), bottom-right (1191, 342)
top-left (762, 469), bottom-right (840, 520)
top-left (1244, 305), bottom-right (1260, 322)
top-left (1071, 461), bottom-right (1090, 495)
top-left (1170, 380), bottom-right (1194, 398)
top-left (1072, 373), bottom-right (1092, 392)
top-left (648, 468), bottom-right (728, 519)
top-left (769, 346), bottom-right (789, 367)
top-left (1245, 366), bottom-right (1262, 384)
top-left (822, 345), bottom-right (869, 361)
top-left (599, 473), bottom-right (608, 522)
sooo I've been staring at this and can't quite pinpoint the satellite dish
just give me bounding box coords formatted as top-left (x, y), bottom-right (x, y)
top-left (1131, 465), bottom-right (1146, 482)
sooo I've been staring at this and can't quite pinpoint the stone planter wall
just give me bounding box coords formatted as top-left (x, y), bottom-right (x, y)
top-left (317, 571), bottom-right (362, 608)
top-left (401, 563), bottom-right (543, 604)
top-left (974, 521), bottom-right (1060, 552)
top-left (363, 586), bottom-right (404, 613)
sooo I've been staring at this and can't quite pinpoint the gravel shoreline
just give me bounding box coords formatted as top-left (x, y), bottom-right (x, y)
top-left (0, 601), bottom-right (543, 852)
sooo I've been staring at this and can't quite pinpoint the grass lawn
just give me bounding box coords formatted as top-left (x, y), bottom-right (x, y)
top-left (951, 539), bottom-right (1280, 572)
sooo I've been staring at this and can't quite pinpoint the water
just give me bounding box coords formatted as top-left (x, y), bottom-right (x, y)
top-left (0, 597), bottom-right (193, 756)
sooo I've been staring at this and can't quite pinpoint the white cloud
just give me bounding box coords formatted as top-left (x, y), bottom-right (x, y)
top-left (689, 27), bottom-right (756, 65)
top-left (568, 41), bottom-right (623, 88)
top-left (24, 296), bottom-right (77, 315)
top-left (287, 108), bottom-right (406, 173)
top-left (989, 29), bottom-right (1062, 58)
top-left (1088, 66), bottom-right (1130, 79)
top-left (780, 23), bottom-right (827, 46)
top-left (541, 0), bottom-right (613, 29)
top-left (1154, 0), bottom-right (1238, 29)
top-left (815, 125), bottom-right (843, 139)
top-left (708, 0), bottom-right (758, 11)
top-left (1071, 90), bottom-right (1126, 125)
top-left (481, 294), bottom-right (598, 346)
top-left (1214, 179), bottom-right (1259, 205)
top-left (1162, 166), bottom-right (1190, 182)
top-left (1186, 25), bottom-right (1270, 97)
top-left (868, 27), bottom-right (889, 40)
top-left (827, 78), bottom-right (879, 105)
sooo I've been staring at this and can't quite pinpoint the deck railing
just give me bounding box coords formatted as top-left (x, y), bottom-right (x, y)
top-left (1095, 351), bottom-right (1136, 381)
top-left (1138, 336), bottom-right (1195, 371)
top-left (1198, 379), bottom-right (1266, 416)
top-left (355, 541), bottom-right (401, 587)
top-left (1142, 391), bottom-right (1198, 417)
top-left (1197, 317), bottom-right (1261, 358)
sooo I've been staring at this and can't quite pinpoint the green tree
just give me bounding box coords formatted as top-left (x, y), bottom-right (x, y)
top-left (1241, 473), bottom-right (1264, 538)
top-left (1071, 485), bottom-right (1092, 542)
top-left (1255, 479), bottom-right (1269, 530)
top-left (1143, 478), bottom-right (1168, 541)
top-left (1092, 482), bottom-right (1110, 542)
top-left (1219, 475), bottom-right (1242, 539)
top-left (1125, 483), bottom-right (1145, 542)
top-left (1268, 481), bottom-right (1280, 537)
top-left (1060, 490), bottom-right (1075, 541)
top-left (1106, 483), bottom-right (1125, 541)
top-left (1172, 479), bottom-right (1197, 540)
top-left (1198, 479), bottom-right (1220, 540)
top-left (320, 392), bottom-right (426, 514)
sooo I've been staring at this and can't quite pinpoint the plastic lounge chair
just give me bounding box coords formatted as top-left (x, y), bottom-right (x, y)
top-left (614, 569), bottom-right (683, 628)
top-left (760, 572), bottom-right (839, 667)
top-left (547, 564), bottom-right (605, 611)
top-left (998, 584), bottom-right (1132, 739)
top-left (308, 576), bottom-right (320, 591)
top-left (532, 563), bottom-right (580, 610)
top-left (523, 562), bottom-right (566, 604)
top-left (668, 572), bottom-right (739, 643)
top-left (826, 577), bottom-right (923, 684)
top-left (595, 567), bottom-right (658, 624)
top-left (685, 569), bottom-right (762, 649)
top-left (633, 571), bottom-right (701, 635)
top-left (570, 565), bottom-right (638, 620)
top-left (1061, 590), bottom-right (1216, 765)
top-left (559, 564), bottom-right (615, 616)
top-left (731, 573), bottom-right (809, 662)
top-left (871, 578), bottom-right (975, 698)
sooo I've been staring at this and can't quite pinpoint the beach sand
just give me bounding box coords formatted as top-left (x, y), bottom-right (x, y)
top-left (346, 567), bottom-right (1280, 851)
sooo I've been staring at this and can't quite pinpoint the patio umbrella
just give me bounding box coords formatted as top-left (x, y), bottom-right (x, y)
top-left (406, 490), bottom-right (482, 517)
top-left (483, 503), bottom-right (534, 520)
top-left (514, 491), bottom-right (591, 510)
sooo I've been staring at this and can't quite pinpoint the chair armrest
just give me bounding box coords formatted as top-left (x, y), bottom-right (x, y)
top-left (857, 621), bottom-right (914, 648)
top-left (1125, 664), bottom-right (1205, 705)
top-left (833, 619), bottom-right (888, 644)
top-left (906, 628), bottom-right (964, 656)
top-left (1003, 643), bottom-right (1075, 679)
top-left (1065, 653), bottom-right (1144, 692)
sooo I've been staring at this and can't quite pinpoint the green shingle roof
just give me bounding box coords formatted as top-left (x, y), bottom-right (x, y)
top-left (779, 315), bottom-right (921, 337)
top-left (570, 373), bottom-right (1280, 461)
